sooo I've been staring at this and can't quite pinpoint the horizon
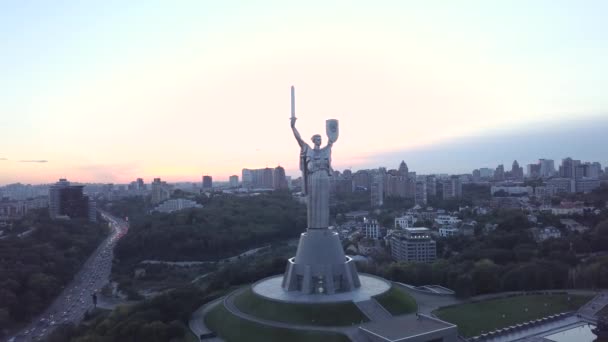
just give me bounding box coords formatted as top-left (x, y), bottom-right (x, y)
top-left (1, 113), bottom-right (607, 186)
top-left (2, 1), bottom-right (607, 185)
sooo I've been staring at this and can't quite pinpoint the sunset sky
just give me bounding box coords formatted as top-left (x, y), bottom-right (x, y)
top-left (1, 1), bottom-right (607, 185)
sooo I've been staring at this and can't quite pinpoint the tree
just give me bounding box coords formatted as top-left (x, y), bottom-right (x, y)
top-left (471, 259), bottom-right (501, 294)
top-left (454, 275), bottom-right (474, 298)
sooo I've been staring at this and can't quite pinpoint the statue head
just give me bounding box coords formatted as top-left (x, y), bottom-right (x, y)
top-left (311, 134), bottom-right (322, 147)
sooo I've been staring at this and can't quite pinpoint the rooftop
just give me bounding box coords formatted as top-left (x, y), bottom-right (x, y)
top-left (404, 227), bottom-right (431, 232)
top-left (360, 313), bottom-right (456, 342)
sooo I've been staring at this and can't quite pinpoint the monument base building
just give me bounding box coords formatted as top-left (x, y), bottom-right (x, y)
top-left (282, 228), bottom-right (360, 294)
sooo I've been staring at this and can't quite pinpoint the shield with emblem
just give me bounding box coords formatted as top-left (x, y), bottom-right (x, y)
top-left (326, 119), bottom-right (339, 143)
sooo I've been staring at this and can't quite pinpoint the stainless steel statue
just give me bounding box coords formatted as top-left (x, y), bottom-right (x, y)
top-left (290, 88), bottom-right (339, 229)
top-left (282, 86), bottom-right (360, 294)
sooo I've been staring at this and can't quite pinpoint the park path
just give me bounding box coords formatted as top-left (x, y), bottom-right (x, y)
top-left (188, 296), bottom-right (225, 342)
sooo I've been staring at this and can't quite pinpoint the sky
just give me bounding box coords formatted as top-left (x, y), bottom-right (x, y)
top-left (1, 1), bottom-right (607, 185)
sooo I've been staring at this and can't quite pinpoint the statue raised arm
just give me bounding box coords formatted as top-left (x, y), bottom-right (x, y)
top-left (290, 117), bottom-right (307, 149)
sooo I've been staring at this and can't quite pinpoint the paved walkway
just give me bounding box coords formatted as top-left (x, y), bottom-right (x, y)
top-left (190, 283), bottom-right (605, 342)
top-left (354, 299), bottom-right (392, 322)
top-left (193, 283), bottom-right (459, 342)
top-left (478, 315), bottom-right (582, 342)
top-left (394, 282), bottom-right (462, 315)
top-left (577, 291), bottom-right (608, 320)
top-left (253, 274), bottom-right (390, 303)
top-left (188, 297), bottom-right (225, 342)
top-left (223, 287), bottom-right (362, 340)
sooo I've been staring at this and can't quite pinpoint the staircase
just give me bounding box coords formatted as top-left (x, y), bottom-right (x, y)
top-left (355, 299), bottom-right (392, 322)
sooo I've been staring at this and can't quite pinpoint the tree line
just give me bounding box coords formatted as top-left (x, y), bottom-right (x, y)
top-left (360, 212), bottom-right (608, 298)
top-left (0, 210), bottom-right (108, 337)
top-left (110, 192), bottom-right (305, 279)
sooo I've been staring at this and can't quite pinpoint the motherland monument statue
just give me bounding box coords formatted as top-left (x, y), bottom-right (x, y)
top-left (281, 86), bottom-right (361, 295)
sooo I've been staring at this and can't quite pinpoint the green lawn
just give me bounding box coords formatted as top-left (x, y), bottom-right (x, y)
top-left (434, 294), bottom-right (593, 337)
top-left (373, 286), bottom-right (418, 315)
top-left (233, 288), bottom-right (368, 326)
top-left (205, 302), bottom-right (351, 342)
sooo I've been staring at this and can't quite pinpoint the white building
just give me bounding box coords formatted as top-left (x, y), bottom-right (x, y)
top-left (439, 226), bottom-right (460, 237)
top-left (541, 204), bottom-right (584, 216)
top-left (546, 178), bottom-right (575, 194)
top-left (530, 226), bottom-right (561, 242)
top-left (435, 215), bottom-right (461, 226)
top-left (395, 215), bottom-right (417, 229)
top-left (364, 219), bottom-right (381, 239)
top-left (539, 159), bottom-right (556, 178)
top-left (491, 185), bottom-right (533, 196)
top-left (576, 178), bottom-right (601, 193)
top-left (153, 198), bottom-right (203, 213)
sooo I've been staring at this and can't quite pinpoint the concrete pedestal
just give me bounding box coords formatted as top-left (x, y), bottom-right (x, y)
top-left (282, 229), bottom-right (361, 294)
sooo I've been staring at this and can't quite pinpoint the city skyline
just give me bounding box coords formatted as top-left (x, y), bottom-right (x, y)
top-left (2, 1), bottom-right (608, 185)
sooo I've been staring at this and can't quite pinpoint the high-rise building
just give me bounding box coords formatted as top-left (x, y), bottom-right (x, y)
top-left (494, 164), bottom-right (505, 181)
top-left (353, 170), bottom-right (372, 191)
top-left (273, 166), bottom-right (288, 190)
top-left (574, 164), bottom-right (587, 180)
top-left (511, 160), bottom-right (524, 180)
top-left (332, 177), bottom-right (353, 195)
top-left (539, 159), bottom-right (555, 178)
top-left (426, 175), bottom-right (437, 198)
top-left (527, 164), bottom-right (541, 179)
top-left (261, 168), bottom-right (274, 188)
top-left (241, 168), bottom-right (274, 189)
top-left (229, 175), bottom-right (239, 188)
top-left (472, 169), bottom-right (481, 182)
top-left (587, 162), bottom-right (602, 179)
top-left (442, 176), bottom-right (462, 200)
top-left (398, 161), bottom-right (409, 178)
top-left (384, 163), bottom-right (412, 199)
top-left (242, 169), bottom-right (253, 188)
top-left (415, 180), bottom-right (427, 205)
top-left (559, 157), bottom-right (580, 179)
top-left (390, 227), bottom-right (436, 263)
top-left (49, 179), bottom-right (96, 222)
top-left (202, 175), bottom-right (213, 189)
top-left (370, 174), bottom-right (384, 207)
top-left (151, 178), bottom-right (171, 204)
top-left (572, 162), bottom-right (602, 180)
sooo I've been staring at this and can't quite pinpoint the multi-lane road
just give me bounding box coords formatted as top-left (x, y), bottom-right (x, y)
top-left (7, 212), bottom-right (128, 342)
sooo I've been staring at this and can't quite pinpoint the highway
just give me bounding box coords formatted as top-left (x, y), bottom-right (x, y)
top-left (7, 212), bottom-right (128, 342)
